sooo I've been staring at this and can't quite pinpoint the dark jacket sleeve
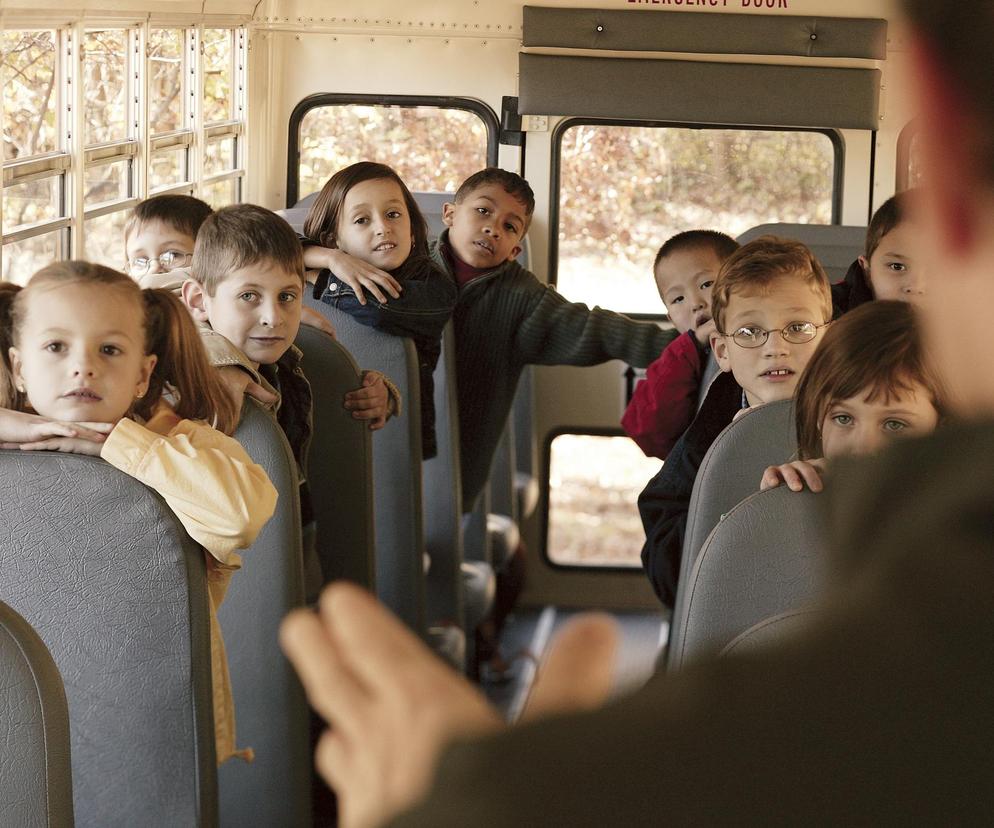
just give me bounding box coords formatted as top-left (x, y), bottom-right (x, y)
top-left (622, 331), bottom-right (705, 460)
top-left (314, 260), bottom-right (457, 343)
top-left (513, 270), bottom-right (676, 369)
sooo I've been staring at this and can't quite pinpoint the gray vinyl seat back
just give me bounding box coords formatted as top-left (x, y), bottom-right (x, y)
top-left (0, 600), bottom-right (73, 828)
top-left (295, 326), bottom-right (376, 589)
top-left (490, 417), bottom-right (518, 523)
top-left (303, 294), bottom-right (426, 633)
top-left (720, 608), bottom-right (820, 658)
top-left (423, 323), bottom-right (465, 628)
top-left (737, 223), bottom-right (866, 282)
top-left (0, 450), bottom-right (216, 827)
top-left (512, 367), bottom-right (540, 520)
top-left (667, 399), bottom-right (797, 668)
top-left (218, 400), bottom-right (310, 827)
top-left (672, 487), bottom-right (826, 670)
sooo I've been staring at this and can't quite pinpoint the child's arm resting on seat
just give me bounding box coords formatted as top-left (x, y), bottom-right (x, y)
top-left (100, 411), bottom-right (278, 566)
top-left (303, 244), bottom-right (402, 305)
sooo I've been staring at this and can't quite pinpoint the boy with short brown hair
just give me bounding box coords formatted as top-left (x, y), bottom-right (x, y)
top-left (639, 236), bottom-right (833, 607)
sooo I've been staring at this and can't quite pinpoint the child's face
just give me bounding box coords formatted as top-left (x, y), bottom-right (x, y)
top-left (442, 184), bottom-right (527, 270)
top-left (820, 383), bottom-right (939, 459)
top-left (861, 222), bottom-right (925, 304)
top-left (712, 276), bottom-right (830, 407)
top-left (9, 283), bottom-right (156, 424)
top-left (191, 258), bottom-right (303, 368)
top-left (125, 220), bottom-right (196, 279)
top-left (654, 247), bottom-right (722, 336)
top-left (335, 178), bottom-right (414, 272)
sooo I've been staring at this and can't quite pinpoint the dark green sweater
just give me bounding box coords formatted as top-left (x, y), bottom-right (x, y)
top-left (430, 230), bottom-right (676, 508)
top-left (392, 421), bottom-right (994, 825)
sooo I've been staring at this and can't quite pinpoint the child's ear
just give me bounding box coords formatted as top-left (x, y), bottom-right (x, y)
top-left (137, 354), bottom-right (157, 398)
top-left (506, 244), bottom-right (522, 263)
top-left (180, 279), bottom-right (210, 323)
top-left (858, 255), bottom-right (870, 277)
top-left (442, 202), bottom-right (456, 228)
top-left (711, 331), bottom-right (733, 374)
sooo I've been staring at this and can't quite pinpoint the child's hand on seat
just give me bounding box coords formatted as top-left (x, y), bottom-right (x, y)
top-left (307, 247), bottom-right (403, 306)
top-left (345, 370), bottom-right (390, 431)
top-left (761, 458), bottom-right (827, 493)
top-left (301, 306), bottom-right (337, 339)
top-left (693, 317), bottom-right (717, 347)
top-left (0, 409), bottom-right (113, 449)
top-left (218, 366), bottom-right (279, 422)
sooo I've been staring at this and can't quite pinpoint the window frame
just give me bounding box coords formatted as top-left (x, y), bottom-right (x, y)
top-left (549, 117), bottom-right (846, 321)
top-left (896, 120), bottom-right (920, 193)
top-left (542, 425), bottom-right (658, 574)
top-left (2, 22), bottom-right (247, 281)
top-left (285, 93), bottom-right (501, 208)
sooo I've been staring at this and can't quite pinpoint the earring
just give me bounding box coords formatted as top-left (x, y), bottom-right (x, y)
top-left (135, 388), bottom-right (145, 400)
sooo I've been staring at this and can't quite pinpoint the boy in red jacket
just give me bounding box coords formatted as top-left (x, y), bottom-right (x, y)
top-left (621, 230), bottom-right (739, 459)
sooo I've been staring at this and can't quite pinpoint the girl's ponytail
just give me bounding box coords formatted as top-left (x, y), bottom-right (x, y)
top-left (0, 283), bottom-right (26, 411)
top-left (140, 288), bottom-right (239, 434)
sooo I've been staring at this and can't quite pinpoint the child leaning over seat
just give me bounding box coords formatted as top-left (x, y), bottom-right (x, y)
top-left (305, 167), bottom-right (675, 509)
top-left (638, 237), bottom-right (833, 608)
top-left (761, 300), bottom-right (943, 494)
top-left (0, 261), bottom-right (277, 764)
top-left (622, 230), bottom-right (740, 460)
top-left (302, 161), bottom-right (457, 458)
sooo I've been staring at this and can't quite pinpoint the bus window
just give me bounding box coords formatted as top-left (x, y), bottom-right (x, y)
top-left (2, 29), bottom-right (67, 284)
top-left (294, 99), bottom-right (496, 201)
top-left (546, 432), bottom-right (661, 569)
top-left (2, 25), bottom-right (246, 282)
top-left (554, 122), bottom-right (840, 316)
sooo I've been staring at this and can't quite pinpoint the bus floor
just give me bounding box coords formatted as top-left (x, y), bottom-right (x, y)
top-left (483, 607), bottom-right (668, 721)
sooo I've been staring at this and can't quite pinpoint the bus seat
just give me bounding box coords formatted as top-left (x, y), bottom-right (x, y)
top-left (303, 295), bottom-right (426, 634)
top-left (737, 223), bottom-right (866, 283)
top-left (0, 450), bottom-right (217, 826)
top-left (462, 488), bottom-right (498, 629)
top-left (277, 207), bottom-right (309, 236)
top-left (218, 400), bottom-right (311, 828)
top-left (294, 326), bottom-right (376, 589)
top-left (293, 192), bottom-right (319, 210)
top-left (0, 600), bottom-right (73, 828)
top-left (671, 488), bottom-right (826, 670)
top-left (513, 366), bottom-right (540, 520)
top-left (667, 399), bottom-right (797, 669)
top-left (720, 609), bottom-right (820, 658)
top-left (423, 324), bottom-right (466, 639)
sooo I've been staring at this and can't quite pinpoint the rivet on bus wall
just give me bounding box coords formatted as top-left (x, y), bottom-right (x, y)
top-left (597, 25), bottom-right (604, 32)
top-left (809, 33), bottom-right (817, 41)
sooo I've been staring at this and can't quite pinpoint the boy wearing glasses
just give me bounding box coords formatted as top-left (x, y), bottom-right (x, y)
top-left (639, 236), bottom-right (833, 607)
top-left (123, 194), bottom-right (209, 284)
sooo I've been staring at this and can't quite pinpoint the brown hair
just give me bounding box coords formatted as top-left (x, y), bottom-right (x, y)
top-left (711, 236), bottom-right (832, 335)
top-left (794, 300), bottom-right (945, 460)
top-left (455, 167), bottom-right (536, 223)
top-left (0, 261), bottom-right (239, 434)
top-left (124, 194), bottom-right (214, 245)
top-left (302, 161), bottom-right (430, 260)
top-left (192, 204), bottom-right (304, 296)
top-left (864, 192), bottom-right (914, 261)
top-left (654, 230), bottom-right (740, 270)
top-left (903, 0), bottom-right (994, 184)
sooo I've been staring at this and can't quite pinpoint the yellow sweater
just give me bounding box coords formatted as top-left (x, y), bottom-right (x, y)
top-left (100, 406), bottom-right (278, 764)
